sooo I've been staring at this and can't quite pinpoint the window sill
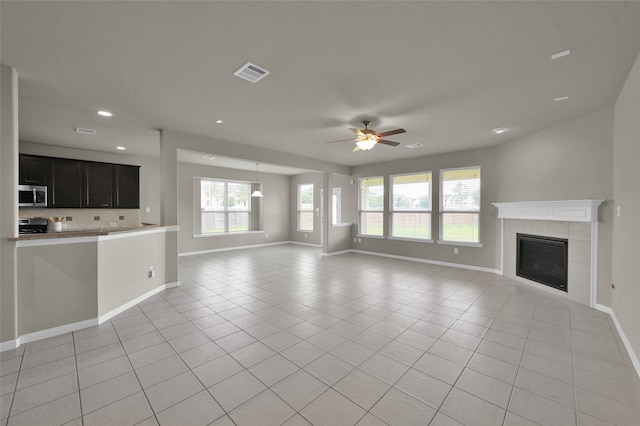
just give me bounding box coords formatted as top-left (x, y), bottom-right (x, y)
top-left (194, 231), bottom-right (264, 238)
top-left (387, 236), bottom-right (434, 243)
top-left (356, 234), bottom-right (385, 240)
top-left (436, 240), bottom-right (484, 248)
top-left (297, 229), bottom-right (314, 233)
top-left (331, 223), bottom-right (353, 228)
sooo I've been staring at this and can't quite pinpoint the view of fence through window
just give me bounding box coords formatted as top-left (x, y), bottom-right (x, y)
top-left (359, 177), bottom-right (384, 236)
top-left (201, 180), bottom-right (250, 233)
top-left (440, 167), bottom-right (481, 243)
top-left (298, 184), bottom-right (314, 231)
top-left (391, 172), bottom-right (432, 239)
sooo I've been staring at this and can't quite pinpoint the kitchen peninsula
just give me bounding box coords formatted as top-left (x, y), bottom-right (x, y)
top-left (8, 225), bottom-right (179, 347)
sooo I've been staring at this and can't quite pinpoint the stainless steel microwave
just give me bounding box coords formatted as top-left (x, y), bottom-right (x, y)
top-left (18, 185), bottom-right (47, 207)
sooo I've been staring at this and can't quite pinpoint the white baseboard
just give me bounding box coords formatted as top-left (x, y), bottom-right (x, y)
top-left (349, 249), bottom-right (501, 274)
top-left (179, 241), bottom-right (290, 257)
top-left (596, 304), bottom-right (640, 380)
top-left (0, 338), bottom-right (20, 352)
top-left (19, 318), bottom-right (99, 345)
top-left (288, 241), bottom-right (322, 248)
top-left (97, 282), bottom-right (177, 324)
top-left (1, 281), bottom-right (179, 352)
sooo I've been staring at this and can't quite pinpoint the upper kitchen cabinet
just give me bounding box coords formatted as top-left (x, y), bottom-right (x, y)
top-left (19, 154), bottom-right (141, 209)
top-left (113, 165), bottom-right (140, 208)
top-left (49, 158), bottom-right (83, 208)
top-left (84, 162), bottom-right (114, 208)
top-left (19, 154), bottom-right (50, 186)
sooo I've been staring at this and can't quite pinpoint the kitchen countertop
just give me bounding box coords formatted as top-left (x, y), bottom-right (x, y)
top-left (9, 224), bottom-right (169, 241)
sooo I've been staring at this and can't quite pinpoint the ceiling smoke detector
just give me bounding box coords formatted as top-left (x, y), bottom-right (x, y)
top-left (234, 62), bottom-right (270, 83)
top-left (75, 127), bottom-right (96, 135)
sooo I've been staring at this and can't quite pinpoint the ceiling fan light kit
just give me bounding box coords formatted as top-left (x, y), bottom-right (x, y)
top-left (325, 120), bottom-right (406, 152)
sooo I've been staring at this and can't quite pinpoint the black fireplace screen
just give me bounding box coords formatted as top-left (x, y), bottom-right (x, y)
top-left (516, 233), bottom-right (568, 292)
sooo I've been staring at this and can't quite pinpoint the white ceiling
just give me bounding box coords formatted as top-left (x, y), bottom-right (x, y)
top-left (2, 1), bottom-right (640, 173)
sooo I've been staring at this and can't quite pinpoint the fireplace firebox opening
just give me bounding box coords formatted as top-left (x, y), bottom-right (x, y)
top-left (516, 233), bottom-right (568, 292)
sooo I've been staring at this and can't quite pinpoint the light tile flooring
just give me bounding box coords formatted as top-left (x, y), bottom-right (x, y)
top-left (2, 245), bottom-right (640, 426)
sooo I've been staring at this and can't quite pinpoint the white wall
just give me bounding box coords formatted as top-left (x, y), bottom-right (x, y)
top-left (1, 65), bottom-right (19, 344)
top-left (495, 107), bottom-right (614, 306)
top-left (19, 141), bottom-right (161, 224)
top-left (350, 146), bottom-right (499, 271)
top-left (177, 162), bottom-right (290, 254)
top-left (612, 51), bottom-right (640, 362)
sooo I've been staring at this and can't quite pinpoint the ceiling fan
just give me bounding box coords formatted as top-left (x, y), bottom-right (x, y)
top-left (325, 120), bottom-right (406, 151)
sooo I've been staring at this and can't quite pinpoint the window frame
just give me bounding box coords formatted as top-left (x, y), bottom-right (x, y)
top-left (438, 166), bottom-right (482, 247)
top-left (297, 183), bottom-right (314, 232)
top-left (332, 187), bottom-right (342, 226)
top-left (389, 171), bottom-right (433, 241)
top-left (199, 178), bottom-right (252, 235)
top-left (358, 176), bottom-right (385, 237)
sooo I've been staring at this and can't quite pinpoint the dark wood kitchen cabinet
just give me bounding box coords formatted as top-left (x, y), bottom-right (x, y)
top-left (113, 165), bottom-right (140, 208)
top-left (84, 162), bottom-right (114, 208)
top-left (19, 154), bottom-right (50, 186)
top-left (18, 154), bottom-right (140, 209)
top-left (49, 158), bottom-right (83, 208)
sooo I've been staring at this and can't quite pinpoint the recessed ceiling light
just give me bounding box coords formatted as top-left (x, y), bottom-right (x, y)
top-left (202, 155), bottom-right (216, 160)
top-left (97, 110), bottom-right (113, 117)
top-left (492, 127), bottom-right (508, 134)
top-left (116, 146), bottom-right (126, 150)
top-left (554, 96), bottom-right (570, 102)
top-left (215, 119), bottom-right (223, 124)
top-left (551, 49), bottom-right (571, 60)
top-left (406, 143), bottom-right (424, 149)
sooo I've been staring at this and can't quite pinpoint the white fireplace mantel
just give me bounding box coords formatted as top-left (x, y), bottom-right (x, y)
top-left (492, 199), bottom-right (605, 223)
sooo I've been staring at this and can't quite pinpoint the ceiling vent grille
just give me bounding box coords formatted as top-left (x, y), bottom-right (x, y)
top-left (234, 62), bottom-right (270, 83)
top-left (75, 127), bottom-right (96, 135)
top-left (406, 143), bottom-right (423, 149)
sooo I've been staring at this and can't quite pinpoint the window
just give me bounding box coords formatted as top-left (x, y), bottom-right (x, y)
top-left (332, 187), bottom-right (342, 225)
top-left (201, 179), bottom-right (250, 233)
top-left (440, 166), bottom-right (481, 243)
top-left (390, 172), bottom-right (432, 239)
top-left (298, 184), bottom-right (314, 231)
top-left (359, 177), bottom-right (384, 236)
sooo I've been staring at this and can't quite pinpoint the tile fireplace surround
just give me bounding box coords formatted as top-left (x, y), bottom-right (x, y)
top-left (493, 200), bottom-right (605, 308)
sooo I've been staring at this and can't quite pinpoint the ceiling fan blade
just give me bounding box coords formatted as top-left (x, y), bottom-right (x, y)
top-left (352, 145), bottom-right (361, 152)
top-left (378, 139), bottom-right (401, 147)
top-left (325, 138), bottom-right (357, 144)
top-left (349, 128), bottom-right (364, 136)
top-left (377, 128), bottom-right (406, 138)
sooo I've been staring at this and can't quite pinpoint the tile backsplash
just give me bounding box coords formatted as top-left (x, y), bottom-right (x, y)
top-left (20, 208), bottom-right (140, 231)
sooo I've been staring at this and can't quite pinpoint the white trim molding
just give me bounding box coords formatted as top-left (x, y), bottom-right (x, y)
top-left (493, 199), bottom-right (604, 222)
top-left (596, 304), bottom-right (640, 380)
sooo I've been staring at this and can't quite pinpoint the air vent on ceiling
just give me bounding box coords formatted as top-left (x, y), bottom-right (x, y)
top-left (75, 127), bottom-right (96, 135)
top-left (234, 62), bottom-right (270, 83)
top-left (406, 143), bottom-right (423, 149)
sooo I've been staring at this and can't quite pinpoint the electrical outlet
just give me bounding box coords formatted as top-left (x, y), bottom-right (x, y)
top-left (354, 238), bottom-right (357, 243)
top-left (119, 215), bottom-right (125, 220)
top-left (358, 238), bottom-right (362, 243)
top-left (454, 248), bottom-right (459, 255)
top-left (305, 233), bottom-right (308, 237)
top-left (265, 233), bottom-right (268, 238)
top-left (65, 216), bottom-right (73, 221)
top-left (94, 216), bottom-right (100, 221)
top-left (148, 266), bottom-right (155, 278)
top-left (145, 207), bottom-right (151, 213)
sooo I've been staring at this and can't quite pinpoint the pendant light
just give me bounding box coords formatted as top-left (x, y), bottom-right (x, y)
top-left (251, 162), bottom-right (264, 198)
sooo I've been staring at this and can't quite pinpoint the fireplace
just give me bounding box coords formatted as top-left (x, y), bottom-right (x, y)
top-left (517, 233), bottom-right (568, 292)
